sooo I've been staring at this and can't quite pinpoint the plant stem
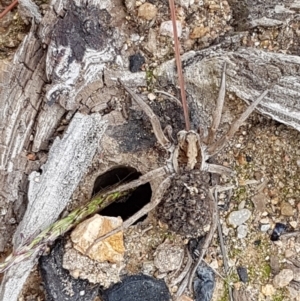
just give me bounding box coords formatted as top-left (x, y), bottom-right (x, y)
top-left (0, 189), bottom-right (133, 273)
top-left (0, 0), bottom-right (18, 20)
top-left (168, 0), bottom-right (190, 131)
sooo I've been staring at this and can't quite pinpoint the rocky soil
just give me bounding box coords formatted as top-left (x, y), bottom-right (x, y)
top-left (1, 0), bottom-right (300, 301)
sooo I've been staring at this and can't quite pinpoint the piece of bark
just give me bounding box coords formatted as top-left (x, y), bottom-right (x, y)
top-left (0, 113), bottom-right (107, 301)
top-left (228, 0), bottom-right (297, 31)
top-left (157, 46), bottom-right (300, 132)
top-left (18, 0), bottom-right (42, 24)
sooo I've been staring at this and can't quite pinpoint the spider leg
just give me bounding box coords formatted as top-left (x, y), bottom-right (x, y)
top-left (207, 90), bottom-right (269, 157)
top-left (204, 162), bottom-right (233, 176)
top-left (121, 83), bottom-right (172, 151)
top-left (206, 63), bottom-right (227, 145)
top-left (85, 176), bottom-right (171, 255)
top-left (187, 188), bottom-right (218, 292)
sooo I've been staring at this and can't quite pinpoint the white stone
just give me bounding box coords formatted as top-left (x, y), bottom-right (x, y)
top-left (148, 93), bottom-right (156, 101)
top-left (160, 21), bottom-right (182, 38)
top-left (237, 224), bottom-right (248, 239)
top-left (227, 209), bottom-right (252, 227)
top-left (175, 0), bottom-right (194, 9)
top-left (260, 224), bottom-right (270, 232)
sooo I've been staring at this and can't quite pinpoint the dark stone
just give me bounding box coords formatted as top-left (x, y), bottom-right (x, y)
top-left (253, 239), bottom-right (261, 246)
top-left (188, 236), bottom-right (206, 260)
top-left (193, 263), bottom-right (215, 301)
top-left (270, 222), bottom-right (286, 241)
top-left (101, 274), bottom-right (171, 301)
top-left (237, 266), bottom-right (248, 283)
top-left (39, 239), bottom-right (99, 301)
top-left (245, 155), bottom-right (252, 162)
top-left (129, 53), bottom-right (145, 72)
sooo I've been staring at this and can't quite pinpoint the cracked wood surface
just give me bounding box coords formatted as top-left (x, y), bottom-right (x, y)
top-left (0, 113), bottom-right (107, 301)
top-left (157, 46), bottom-right (300, 132)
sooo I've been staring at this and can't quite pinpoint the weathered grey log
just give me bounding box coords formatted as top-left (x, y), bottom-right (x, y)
top-left (0, 113), bottom-right (107, 301)
top-left (157, 47), bottom-right (300, 131)
top-left (228, 0), bottom-right (299, 30)
top-left (18, 0), bottom-right (42, 23)
top-left (0, 0), bottom-right (128, 256)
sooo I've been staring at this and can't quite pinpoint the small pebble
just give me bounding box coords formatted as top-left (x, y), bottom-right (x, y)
top-left (261, 284), bottom-right (276, 296)
top-left (237, 224), bottom-right (248, 239)
top-left (160, 20), bottom-right (182, 38)
top-left (210, 259), bottom-right (219, 270)
top-left (237, 266), bottom-right (248, 283)
top-left (260, 217), bottom-right (269, 224)
top-left (222, 224), bottom-right (229, 236)
top-left (238, 200), bottom-right (246, 210)
top-left (129, 53), bottom-right (145, 72)
top-left (270, 223), bottom-right (286, 241)
top-left (190, 26), bottom-right (209, 39)
top-left (289, 221), bottom-right (297, 228)
top-left (245, 155), bottom-right (252, 162)
top-left (260, 224), bottom-right (270, 232)
top-left (273, 269), bottom-right (294, 288)
top-left (270, 255), bottom-right (280, 275)
top-left (227, 209), bottom-right (251, 227)
top-left (254, 239), bottom-right (261, 246)
top-left (138, 3), bottom-right (158, 20)
top-left (280, 202), bottom-right (294, 216)
top-left (194, 264), bottom-right (215, 301)
top-left (154, 244), bottom-right (184, 273)
top-left (148, 93), bottom-right (156, 101)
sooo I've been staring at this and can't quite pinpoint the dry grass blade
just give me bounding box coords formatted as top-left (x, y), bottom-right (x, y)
top-left (0, 189), bottom-right (132, 273)
top-left (0, 0), bottom-right (18, 19)
top-left (168, 0), bottom-right (190, 131)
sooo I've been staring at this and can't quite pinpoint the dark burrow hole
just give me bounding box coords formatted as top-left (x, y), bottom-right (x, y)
top-left (93, 166), bottom-right (152, 223)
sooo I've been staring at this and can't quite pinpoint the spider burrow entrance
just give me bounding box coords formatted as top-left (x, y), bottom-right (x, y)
top-left (93, 166), bottom-right (152, 223)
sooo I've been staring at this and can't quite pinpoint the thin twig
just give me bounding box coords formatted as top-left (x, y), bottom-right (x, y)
top-left (173, 248), bottom-right (193, 286)
top-left (154, 89), bottom-right (182, 107)
top-left (187, 188), bottom-right (218, 291)
top-left (214, 188), bottom-right (234, 301)
top-left (168, 0), bottom-right (190, 131)
top-left (0, 0), bottom-right (18, 19)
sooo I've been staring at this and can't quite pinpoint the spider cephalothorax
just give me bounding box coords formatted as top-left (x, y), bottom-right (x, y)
top-left (174, 130), bottom-right (202, 171)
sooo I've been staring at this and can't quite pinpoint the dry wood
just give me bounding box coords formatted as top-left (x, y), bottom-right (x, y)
top-left (157, 47), bottom-right (300, 132)
top-left (0, 113), bottom-right (107, 301)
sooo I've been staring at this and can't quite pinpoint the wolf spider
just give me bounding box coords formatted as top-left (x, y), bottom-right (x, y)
top-left (91, 65), bottom-right (268, 298)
